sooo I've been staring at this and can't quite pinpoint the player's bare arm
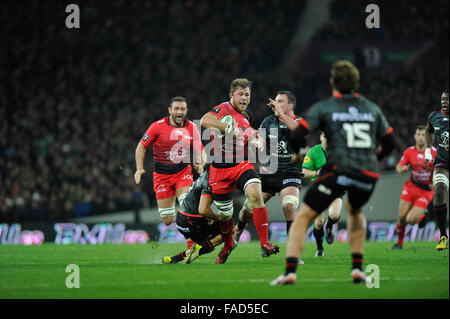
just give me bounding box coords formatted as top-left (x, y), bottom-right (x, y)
top-left (302, 167), bottom-right (320, 179)
top-left (247, 129), bottom-right (265, 152)
top-left (396, 163), bottom-right (410, 174)
top-left (424, 127), bottom-right (435, 170)
top-left (200, 113), bottom-right (228, 133)
top-left (200, 112), bottom-right (239, 137)
top-left (198, 194), bottom-right (219, 221)
top-left (267, 98), bottom-right (299, 131)
top-left (134, 142), bottom-right (147, 184)
top-left (193, 149), bottom-right (207, 175)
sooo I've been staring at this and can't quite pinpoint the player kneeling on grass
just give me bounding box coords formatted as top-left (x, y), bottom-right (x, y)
top-left (162, 169), bottom-right (237, 264)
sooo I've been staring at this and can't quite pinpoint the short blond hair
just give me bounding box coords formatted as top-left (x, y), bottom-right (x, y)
top-left (229, 78), bottom-right (252, 97)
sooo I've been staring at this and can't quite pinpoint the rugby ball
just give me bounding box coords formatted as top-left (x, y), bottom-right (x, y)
top-left (220, 114), bottom-right (235, 126)
top-left (217, 115), bottom-right (235, 138)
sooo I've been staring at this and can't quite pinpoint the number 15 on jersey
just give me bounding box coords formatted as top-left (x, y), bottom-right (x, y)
top-left (343, 122), bottom-right (372, 148)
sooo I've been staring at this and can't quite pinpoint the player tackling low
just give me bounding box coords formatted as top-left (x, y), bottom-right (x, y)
top-left (392, 125), bottom-right (436, 250)
top-left (134, 96), bottom-right (205, 250)
top-left (162, 169), bottom-right (227, 264)
top-left (200, 78), bottom-right (280, 263)
top-left (271, 60), bottom-right (395, 285)
top-left (425, 90), bottom-right (449, 251)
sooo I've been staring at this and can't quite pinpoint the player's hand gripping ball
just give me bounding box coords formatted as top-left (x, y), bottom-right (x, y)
top-left (219, 115), bottom-right (239, 138)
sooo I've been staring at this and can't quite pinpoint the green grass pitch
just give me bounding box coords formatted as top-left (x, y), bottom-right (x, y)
top-left (0, 241), bottom-right (448, 299)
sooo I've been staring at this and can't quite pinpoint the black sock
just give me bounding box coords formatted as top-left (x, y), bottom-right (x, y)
top-left (435, 204), bottom-right (448, 238)
top-left (313, 227), bottom-right (324, 250)
top-left (286, 220), bottom-right (293, 234)
top-left (351, 253), bottom-right (363, 271)
top-left (199, 240), bottom-right (214, 256)
top-left (172, 251), bottom-right (186, 263)
top-left (237, 220), bottom-right (247, 231)
top-left (285, 257), bottom-right (298, 275)
top-left (326, 216), bottom-right (339, 229)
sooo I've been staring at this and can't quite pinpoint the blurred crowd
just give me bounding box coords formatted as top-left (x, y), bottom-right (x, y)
top-left (314, 0), bottom-right (449, 41)
top-left (310, 0), bottom-right (449, 168)
top-left (0, 0), bottom-right (448, 222)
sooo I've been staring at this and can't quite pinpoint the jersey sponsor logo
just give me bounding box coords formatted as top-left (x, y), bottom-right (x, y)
top-left (156, 184), bottom-right (166, 193)
top-left (142, 133), bottom-right (149, 142)
top-left (176, 225), bottom-right (190, 233)
top-left (303, 155), bottom-right (311, 163)
top-left (411, 170), bottom-right (432, 183)
top-left (318, 184), bottom-right (332, 196)
top-left (165, 148), bottom-right (189, 162)
top-left (278, 141), bottom-right (288, 154)
top-left (211, 107), bottom-right (221, 114)
top-left (440, 131), bottom-right (449, 150)
top-left (417, 154), bottom-right (424, 159)
top-left (270, 153), bottom-right (293, 159)
top-left (282, 178), bottom-right (302, 185)
top-left (332, 106), bottom-right (375, 122)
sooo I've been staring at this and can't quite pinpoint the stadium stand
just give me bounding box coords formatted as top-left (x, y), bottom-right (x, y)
top-left (0, 0), bottom-right (447, 221)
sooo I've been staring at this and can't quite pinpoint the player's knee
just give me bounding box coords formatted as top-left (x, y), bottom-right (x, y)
top-left (283, 208), bottom-right (295, 221)
top-left (433, 174), bottom-right (449, 198)
top-left (314, 216), bottom-right (324, 229)
top-left (161, 215), bottom-right (175, 225)
top-left (398, 214), bottom-right (407, 224)
top-left (435, 182), bottom-right (447, 201)
top-left (282, 202), bottom-right (297, 221)
top-left (328, 209), bottom-right (340, 221)
top-left (406, 213), bottom-right (418, 225)
top-left (247, 192), bottom-right (263, 207)
top-left (244, 180), bottom-right (263, 206)
top-left (282, 195), bottom-right (299, 211)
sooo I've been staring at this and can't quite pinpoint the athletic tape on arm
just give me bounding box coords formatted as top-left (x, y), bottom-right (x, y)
top-left (159, 207), bottom-right (176, 217)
